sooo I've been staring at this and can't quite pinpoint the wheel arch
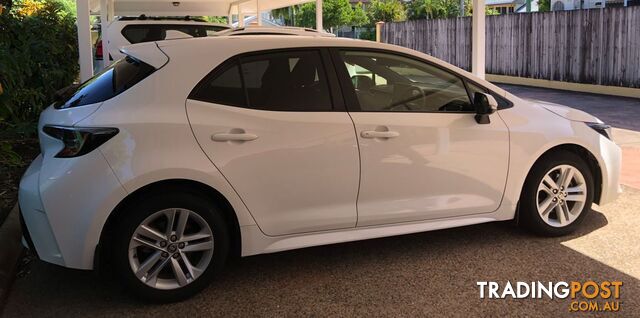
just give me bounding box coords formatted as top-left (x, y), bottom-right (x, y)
top-left (524, 143), bottom-right (603, 204)
top-left (95, 178), bottom-right (242, 269)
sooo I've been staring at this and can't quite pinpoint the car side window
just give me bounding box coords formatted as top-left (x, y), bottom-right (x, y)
top-left (239, 50), bottom-right (332, 111)
top-left (190, 50), bottom-right (333, 111)
top-left (190, 62), bottom-right (246, 107)
top-left (339, 51), bottom-right (474, 113)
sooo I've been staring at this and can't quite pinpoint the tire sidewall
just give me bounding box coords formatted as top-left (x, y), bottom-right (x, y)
top-left (112, 191), bottom-right (229, 302)
top-left (521, 151), bottom-right (595, 236)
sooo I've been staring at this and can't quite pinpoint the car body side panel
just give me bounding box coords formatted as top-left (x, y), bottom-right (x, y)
top-left (69, 58), bottom-right (259, 269)
top-left (186, 101), bottom-right (360, 236)
top-left (76, 80), bottom-right (257, 226)
top-left (350, 111), bottom-right (510, 226)
top-left (492, 101), bottom-right (621, 221)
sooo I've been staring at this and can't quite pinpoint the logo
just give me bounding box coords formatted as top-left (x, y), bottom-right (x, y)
top-left (477, 281), bottom-right (623, 312)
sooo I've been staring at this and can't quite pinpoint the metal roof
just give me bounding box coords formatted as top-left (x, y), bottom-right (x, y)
top-left (88, 0), bottom-right (315, 16)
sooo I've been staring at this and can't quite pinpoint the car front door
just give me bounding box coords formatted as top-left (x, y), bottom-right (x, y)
top-left (186, 49), bottom-right (359, 236)
top-left (332, 49), bottom-right (510, 227)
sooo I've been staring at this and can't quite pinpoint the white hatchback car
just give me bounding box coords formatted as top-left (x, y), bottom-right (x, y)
top-left (100, 16), bottom-right (229, 61)
top-left (20, 33), bottom-right (621, 301)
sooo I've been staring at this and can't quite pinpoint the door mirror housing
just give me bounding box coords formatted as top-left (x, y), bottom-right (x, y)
top-left (474, 92), bottom-right (498, 124)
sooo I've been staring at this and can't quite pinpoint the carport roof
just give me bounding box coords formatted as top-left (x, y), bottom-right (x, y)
top-left (88, 0), bottom-right (315, 16)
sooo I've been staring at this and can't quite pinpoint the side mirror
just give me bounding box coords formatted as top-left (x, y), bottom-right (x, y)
top-left (474, 92), bottom-right (498, 124)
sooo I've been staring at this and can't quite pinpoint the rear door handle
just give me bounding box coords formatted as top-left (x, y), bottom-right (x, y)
top-left (360, 130), bottom-right (400, 139)
top-left (212, 132), bottom-right (258, 142)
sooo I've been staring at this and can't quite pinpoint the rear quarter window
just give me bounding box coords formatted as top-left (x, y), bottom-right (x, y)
top-left (122, 24), bottom-right (227, 43)
top-left (54, 56), bottom-right (155, 109)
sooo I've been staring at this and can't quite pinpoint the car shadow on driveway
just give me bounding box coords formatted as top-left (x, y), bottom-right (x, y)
top-left (3, 200), bottom-right (639, 317)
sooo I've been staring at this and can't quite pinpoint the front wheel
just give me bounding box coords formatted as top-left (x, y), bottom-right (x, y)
top-left (112, 192), bottom-right (229, 302)
top-left (520, 151), bottom-right (594, 236)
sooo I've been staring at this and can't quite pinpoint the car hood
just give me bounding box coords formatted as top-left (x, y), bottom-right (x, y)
top-left (535, 102), bottom-right (603, 123)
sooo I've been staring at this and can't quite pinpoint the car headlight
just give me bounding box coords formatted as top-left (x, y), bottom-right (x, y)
top-left (586, 122), bottom-right (612, 140)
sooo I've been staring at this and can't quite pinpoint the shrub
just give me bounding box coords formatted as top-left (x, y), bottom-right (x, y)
top-left (0, 0), bottom-right (78, 135)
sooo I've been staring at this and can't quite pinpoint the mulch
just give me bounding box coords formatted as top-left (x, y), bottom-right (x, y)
top-left (0, 138), bottom-right (39, 226)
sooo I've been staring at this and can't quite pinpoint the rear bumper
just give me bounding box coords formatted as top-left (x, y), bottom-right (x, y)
top-left (18, 151), bottom-right (127, 270)
top-left (18, 155), bottom-right (65, 266)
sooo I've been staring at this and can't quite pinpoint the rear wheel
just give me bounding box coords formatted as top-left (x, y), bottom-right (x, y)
top-left (520, 151), bottom-right (594, 236)
top-left (112, 192), bottom-right (229, 302)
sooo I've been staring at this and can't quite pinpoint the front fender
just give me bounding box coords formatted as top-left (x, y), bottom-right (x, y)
top-left (494, 101), bottom-right (620, 220)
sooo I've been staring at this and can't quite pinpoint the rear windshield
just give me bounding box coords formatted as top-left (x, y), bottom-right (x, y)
top-left (54, 56), bottom-right (155, 109)
top-left (121, 24), bottom-right (227, 43)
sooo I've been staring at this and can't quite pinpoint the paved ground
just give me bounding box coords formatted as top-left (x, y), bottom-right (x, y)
top-left (2, 187), bottom-right (639, 317)
top-left (500, 84), bottom-right (640, 131)
top-left (2, 85), bottom-right (639, 317)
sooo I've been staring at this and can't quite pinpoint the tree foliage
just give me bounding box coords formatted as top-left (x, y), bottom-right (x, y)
top-left (368, 0), bottom-right (406, 23)
top-left (0, 0), bottom-right (78, 128)
top-left (295, 0), bottom-right (355, 30)
top-left (538, 0), bottom-right (551, 12)
top-left (204, 16), bottom-right (228, 24)
top-left (406, 0), bottom-right (460, 20)
top-left (351, 2), bottom-right (369, 26)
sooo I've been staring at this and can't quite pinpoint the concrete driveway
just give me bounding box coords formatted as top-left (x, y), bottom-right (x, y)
top-left (2, 86), bottom-right (639, 317)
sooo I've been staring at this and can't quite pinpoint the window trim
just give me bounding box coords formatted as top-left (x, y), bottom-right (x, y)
top-left (328, 47), bottom-right (513, 113)
top-left (188, 48), bottom-right (345, 112)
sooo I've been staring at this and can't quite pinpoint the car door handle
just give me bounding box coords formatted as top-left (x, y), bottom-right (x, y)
top-left (360, 130), bottom-right (400, 139)
top-left (211, 132), bottom-right (258, 142)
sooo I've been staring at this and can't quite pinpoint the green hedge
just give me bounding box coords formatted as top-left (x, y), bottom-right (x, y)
top-left (0, 0), bottom-right (79, 134)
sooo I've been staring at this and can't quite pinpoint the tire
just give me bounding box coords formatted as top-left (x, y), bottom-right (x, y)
top-left (519, 150), bottom-right (594, 236)
top-left (111, 191), bottom-right (229, 302)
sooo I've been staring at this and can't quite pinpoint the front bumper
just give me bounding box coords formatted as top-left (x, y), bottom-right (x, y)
top-left (18, 151), bottom-right (127, 269)
top-left (597, 137), bottom-right (623, 206)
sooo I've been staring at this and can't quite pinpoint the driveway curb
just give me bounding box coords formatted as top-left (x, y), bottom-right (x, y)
top-left (0, 205), bottom-right (23, 303)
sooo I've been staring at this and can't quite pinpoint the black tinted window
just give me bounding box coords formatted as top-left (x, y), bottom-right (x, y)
top-left (54, 56), bottom-right (155, 109)
top-left (239, 51), bottom-right (332, 111)
top-left (191, 62), bottom-right (246, 107)
top-left (122, 24), bottom-right (227, 43)
top-left (190, 50), bottom-right (333, 111)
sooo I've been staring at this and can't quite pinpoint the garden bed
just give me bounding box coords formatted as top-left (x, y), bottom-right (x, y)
top-left (0, 138), bottom-right (39, 225)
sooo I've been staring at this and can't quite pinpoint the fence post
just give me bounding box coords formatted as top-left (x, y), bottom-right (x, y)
top-left (376, 21), bottom-right (385, 42)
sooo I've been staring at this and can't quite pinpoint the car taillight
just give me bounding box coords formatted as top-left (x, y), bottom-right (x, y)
top-left (42, 126), bottom-right (118, 158)
top-left (96, 39), bottom-right (103, 59)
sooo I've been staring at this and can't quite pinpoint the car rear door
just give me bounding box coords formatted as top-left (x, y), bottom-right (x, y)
top-left (186, 49), bottom-right (360, 236)
top-left (331, 49), bottom-right (510, 227)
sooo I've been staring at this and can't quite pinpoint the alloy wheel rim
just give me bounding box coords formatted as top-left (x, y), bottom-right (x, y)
top-left (536, 164), bottom-right (587, 228)
top-left (128, 208), bottom-right (214, 290)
